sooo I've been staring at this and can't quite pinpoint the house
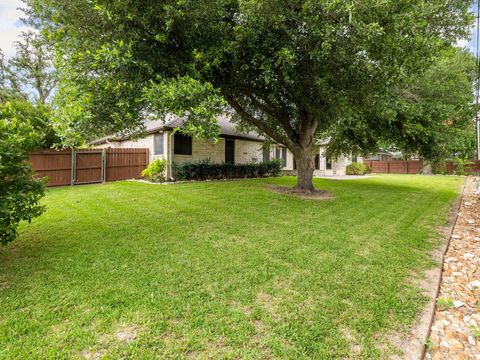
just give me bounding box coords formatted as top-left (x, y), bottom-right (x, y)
top-left (90, 115), bottom-right (361, 179)
top-left (364, 150), bottom-right (396, 161)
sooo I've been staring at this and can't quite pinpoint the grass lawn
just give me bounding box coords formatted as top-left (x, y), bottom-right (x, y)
top-left (0, 175), bottom-right (463, 359)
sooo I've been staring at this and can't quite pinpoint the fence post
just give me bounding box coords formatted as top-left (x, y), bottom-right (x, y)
top-left (71, 148), bottom-right (76, 186)
top-left (101, 148), bottom-right (107, 182)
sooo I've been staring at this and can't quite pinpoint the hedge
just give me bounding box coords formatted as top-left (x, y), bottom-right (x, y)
top-left (175, 159), bottom-right (282, 180)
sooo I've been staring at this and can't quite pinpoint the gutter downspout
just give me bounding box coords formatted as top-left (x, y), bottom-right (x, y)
top-left (168, 132), bottom-right (174, 180)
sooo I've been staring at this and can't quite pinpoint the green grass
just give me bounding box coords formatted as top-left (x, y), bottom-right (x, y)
top-left (0, 175), bottom-right (463, 359)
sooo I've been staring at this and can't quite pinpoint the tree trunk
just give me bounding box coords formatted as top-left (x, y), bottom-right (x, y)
top-left (294, 149), bottom-right (315, 192)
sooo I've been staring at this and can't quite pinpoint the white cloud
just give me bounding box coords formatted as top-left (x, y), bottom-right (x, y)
top-left (0, 0), bottom-right (34, 58)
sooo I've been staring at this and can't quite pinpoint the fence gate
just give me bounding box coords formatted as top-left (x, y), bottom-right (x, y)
top-left (29, 148), bottom-right (149, 187)
top-left (72, 149), bottom-right (104, 185)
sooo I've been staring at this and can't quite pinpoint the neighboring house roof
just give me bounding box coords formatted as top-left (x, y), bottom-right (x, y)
top-left (377, 151), bottom-right (395, 156)
top-left (364, 150), bottom-right (396, 160)
top-left (90, 114), bottom-right (266, 145)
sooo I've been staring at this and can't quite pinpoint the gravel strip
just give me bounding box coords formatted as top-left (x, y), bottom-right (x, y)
top-left (426, 177), bottom-right (480, 360)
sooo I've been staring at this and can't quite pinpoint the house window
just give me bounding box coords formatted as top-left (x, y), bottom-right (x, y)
top-left (275, 147), bottom-right (280, 159)
top-left (174, 133), bottom-right (192, 155)
top-left (154, 133), bottom-right (164, 155)
top-left (326, 156), bottom-right (332, 170)
top-left (315, 154), bottom-right (320, 170)
top-left (281, 147), bottom-right (287, 167)
top-left (263, 147), bottom-right (270, 162)
top-left (225, 139), bottom-right (235, 164)
top-left (352, 155), bottom-right (357, 163)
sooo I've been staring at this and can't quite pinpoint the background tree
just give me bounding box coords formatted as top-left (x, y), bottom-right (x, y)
top-left (398, 48), bottom-right (477, 161)
top-left (26, 0), bottom-right (473, 190)
top-left (0, 101), bottom-right (46, 244)
top-left (329, 47), bottom-right (478, 162)
top-left (0, 31), bottom-right (56, 104)
top-left (0, 31), bottom-right (59, 147)
top-left (0, 50), bottom-right (26, 102)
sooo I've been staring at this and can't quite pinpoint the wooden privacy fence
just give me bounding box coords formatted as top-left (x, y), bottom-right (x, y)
top-left (29, 148), bottom-right (149, 187)
top-left (446, 160), bottom-right (480, 174)
top-left (363, 160), bottom-right (424, 174)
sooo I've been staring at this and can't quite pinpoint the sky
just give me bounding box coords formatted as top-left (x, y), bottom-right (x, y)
top-left (468, 1), bottom-right (479, 54)
top-left (0, 0), bottom-right (33, 58)
top-left (0, 0), bottom-right (478, 58)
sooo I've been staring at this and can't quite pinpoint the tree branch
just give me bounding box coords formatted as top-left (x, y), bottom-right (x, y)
top-left (224, 94), bottom-right (293, 147)
top-left (245, 93), bottom-right (296, 140)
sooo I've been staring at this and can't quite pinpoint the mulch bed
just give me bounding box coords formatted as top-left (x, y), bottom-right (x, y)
top-left (426, 177), bottom-right (480, 359)
top-left (268, 185), bottom-right (334, 200)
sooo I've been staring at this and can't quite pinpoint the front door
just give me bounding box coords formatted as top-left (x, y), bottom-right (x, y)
top-left (225, 139), bottom-right (235, 164)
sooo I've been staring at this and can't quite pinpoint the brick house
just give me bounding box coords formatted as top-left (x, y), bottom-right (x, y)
top-left (90, 115), bottom-right (360, 179)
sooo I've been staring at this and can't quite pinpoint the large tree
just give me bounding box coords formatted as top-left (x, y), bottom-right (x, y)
top-left (27, 0), bottom-right (473, 190)
top-left (395, 48), bottom-right (477, 161)
top-left (328, 47), bottom-right (478, 162)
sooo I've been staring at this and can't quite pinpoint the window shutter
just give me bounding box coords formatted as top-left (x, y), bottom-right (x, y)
top-left (282, 148), bottom-right (287, 167)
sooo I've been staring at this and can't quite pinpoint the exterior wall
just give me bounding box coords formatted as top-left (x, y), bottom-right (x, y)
top-left (235, 139), bottom-right (263, 164)
top-left (285, 148), bottom-right (294, 170)
top-left (172, 137), bottom-right (226, 164)
top-left (91, 141), bottom-right (122, 149)
top-left (118, 132), bottom-right (171, 163)
top-left (170, 136), bottom-right (270, 179)
top-left (270, 145), bottom-right (294, 170)
top-left (313, 146), bottom-right (325, 177)
top-left (116, 134), bottom-right (156, 162)
top-left (172, 137), bottom-right (267, 166)
top-left (91, 132), bottom-right (169, 164)
top-left (312, 147), bottom-right (361, 176)
top-left (332, 156), bottom-right (350, 176)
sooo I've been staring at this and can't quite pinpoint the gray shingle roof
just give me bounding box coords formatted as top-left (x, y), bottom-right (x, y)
top-left (91, 114), bottom-right (265, 145)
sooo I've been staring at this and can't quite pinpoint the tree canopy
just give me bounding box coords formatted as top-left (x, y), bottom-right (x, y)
top-left (26, 0), bottom-right (474, 189)
top-left (397, 48), bottom-right (477, 161)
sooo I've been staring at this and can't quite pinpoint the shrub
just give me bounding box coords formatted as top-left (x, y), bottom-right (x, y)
top-left (0, 102), bottom-right (46, 245)
top-left (141, 158), bottom-right (167, 182)
top-left (175, 159), bottom-right (282, 180)
top-left (453, 157), bottom-right (474, 176)
top-left (346, 162), bottom-right (370, 175)
top-left (431, 160), bottom-right (448, 175)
